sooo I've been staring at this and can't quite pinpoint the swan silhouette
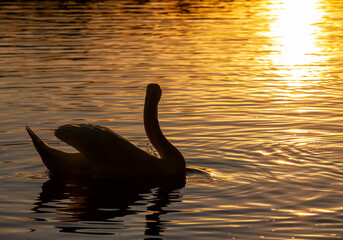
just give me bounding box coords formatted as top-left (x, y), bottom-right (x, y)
top-left (26, 83), bottom-right (186, 179)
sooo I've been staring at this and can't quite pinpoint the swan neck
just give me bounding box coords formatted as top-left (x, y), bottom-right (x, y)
top-left (144, 94), bottom-right (184, 164)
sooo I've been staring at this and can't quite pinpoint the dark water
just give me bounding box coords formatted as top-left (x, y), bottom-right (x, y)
top-left (2, 0), bottom-right (343, 239)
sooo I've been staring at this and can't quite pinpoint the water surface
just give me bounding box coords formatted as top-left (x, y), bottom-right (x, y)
top-left (1, 0), bottom-right (343, 239)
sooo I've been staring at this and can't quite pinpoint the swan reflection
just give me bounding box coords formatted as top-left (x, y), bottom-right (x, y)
top-left (31, 177), bottom-right (185, 237)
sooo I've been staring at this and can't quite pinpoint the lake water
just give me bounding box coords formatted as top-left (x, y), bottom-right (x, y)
top-left (1, 0), bottom-right (343, 239)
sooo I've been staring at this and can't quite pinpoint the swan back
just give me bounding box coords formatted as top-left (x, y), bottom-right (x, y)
top-left (55, 124), bottom-right (153, 165)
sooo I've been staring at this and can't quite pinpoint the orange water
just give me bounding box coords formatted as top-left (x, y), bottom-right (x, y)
top-left (1, 0), bottom-right (343, 239)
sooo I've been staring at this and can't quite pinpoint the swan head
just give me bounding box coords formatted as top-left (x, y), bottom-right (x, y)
top-left (146, 83), bottom-right (162, 105)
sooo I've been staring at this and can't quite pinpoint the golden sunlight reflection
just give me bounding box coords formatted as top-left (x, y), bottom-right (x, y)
top-left (274, 160), bottom-right (296, 166)
top-left (276, 209), bottom-right (317, 217)
top-left (295, 212), bottom-right (317, 217)
top-left (275, 208), bottom-right (337, 217)
top-left (267, 0), bottom-right (326, 80)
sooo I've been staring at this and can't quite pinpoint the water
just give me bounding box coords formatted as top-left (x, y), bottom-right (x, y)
top-left (1, 0), bottom-right (343, 239)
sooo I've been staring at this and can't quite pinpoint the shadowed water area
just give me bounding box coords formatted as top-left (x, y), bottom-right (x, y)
top-left (1, 0), bottom-right (343, 239)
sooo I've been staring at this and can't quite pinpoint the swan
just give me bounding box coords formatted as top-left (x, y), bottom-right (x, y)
top-left (26, 83), bottom-right (186, 179)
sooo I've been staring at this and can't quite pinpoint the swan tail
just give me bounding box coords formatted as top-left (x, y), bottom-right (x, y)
top-left (26, 126), bottom-right (92, 178)
top-left (26, 126), bottom-right (63, 171)
top-left (26, 126), bottom-right (49, 152)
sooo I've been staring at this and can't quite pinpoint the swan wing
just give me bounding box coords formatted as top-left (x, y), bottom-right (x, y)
top-left (55, 124), bottom-right (141, 165)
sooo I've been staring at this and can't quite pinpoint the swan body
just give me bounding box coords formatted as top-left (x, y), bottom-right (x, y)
top-left (26, 83), bottom-right (186, 179)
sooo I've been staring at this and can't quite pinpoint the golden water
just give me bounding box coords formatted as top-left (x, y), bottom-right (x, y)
top-left (1, 0), bottom-right (343, 239)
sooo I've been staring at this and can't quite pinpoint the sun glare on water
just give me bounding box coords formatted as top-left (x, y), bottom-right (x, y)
top-left (266, 0), bottom-right (326, 81)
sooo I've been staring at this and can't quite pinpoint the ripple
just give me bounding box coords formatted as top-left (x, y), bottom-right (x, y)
top-left (2, 0), bottom-right (343, 239)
